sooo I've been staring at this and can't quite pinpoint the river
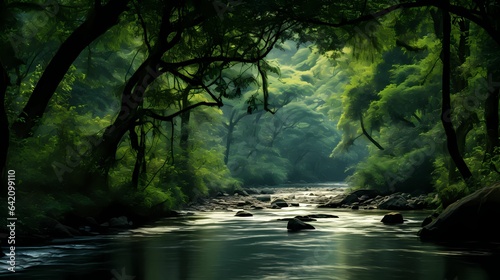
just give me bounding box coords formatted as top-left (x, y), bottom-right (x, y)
top-left (1, 184), bottom-right (499, 279)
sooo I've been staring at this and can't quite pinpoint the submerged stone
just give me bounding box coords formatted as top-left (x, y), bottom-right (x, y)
top-left (235, 210), bottom-right (253, 217)
top-left (287, 218), bottom-right (315, 231)
top-left (271, 198), bottom-right (289, 208)
top-left (307, 214), bottom-right (339, 218)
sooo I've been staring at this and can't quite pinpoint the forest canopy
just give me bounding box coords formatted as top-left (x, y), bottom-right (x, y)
top-left (1, 0), bottom-right (499, 227)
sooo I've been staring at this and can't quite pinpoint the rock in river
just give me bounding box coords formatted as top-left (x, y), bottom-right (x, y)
top-left (255, 194), bottom-right (271, 202)
top-left (235, 210), bottom-right (253, 217)
top-left (287, 218), bottom-right (315, 232)
top-left (294, 215), bottom-right (316, 222)
top-left (307, 214), bottom-right (339, 218)
top-left (350, 189), bottom-right (380, 200)
top-left (234, 189), bottom-right (250, 196)
top-left (317, 193), bottom-right (358, 208)
top-left (381, 212), bottom-right (404, 224)
top-left (418, 184), bottom-right (500, 241)
top-left (271, 198), bottom-right (289, 208)
top-left (278, 216), bottom-right (316, 222)
top-left (109, 216), bottom-right (131, 228)
top-left (378, 194), bottom-right (411, 210)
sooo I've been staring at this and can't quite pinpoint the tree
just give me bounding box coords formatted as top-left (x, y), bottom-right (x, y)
top-left (72, 0), bottom-right (293, 192)
top-left (290, 0), bottom-right (500, 189)
top-left (222, 101), bottom-right (252, 165)
top-left (10, 0), bottom-right (131, 138)
top-left (221, 43), bottom-right (357, 184)
top-left (440, 0), bottom-right (473, 182)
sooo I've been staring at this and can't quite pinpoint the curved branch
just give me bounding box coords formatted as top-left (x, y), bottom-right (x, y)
top-left (360, 113), bottom-right (384, 150)
top-left (257, 61), bottom-right (273, 114)
top-left (143, 101), bottom-right (220, 122)
top-left (163, 25), bottom-right (286, 69)
top-left (160, 64), bottom-right (223, 106)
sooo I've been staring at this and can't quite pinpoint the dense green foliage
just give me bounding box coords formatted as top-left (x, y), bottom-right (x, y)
top-left (222, 42), bottom-right (364, 185)
top-left (0, 0), bottom-right (499, 233)
top-left (322, 8), bottom-right (500, 203)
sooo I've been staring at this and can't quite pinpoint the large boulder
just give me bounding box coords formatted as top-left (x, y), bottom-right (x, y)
top-left (216, 191), bottom-right (229, 197)
top-left (381, 212), bottom-right (404, 224)
top-left (234, 189), bottom-right (249, 196)
top-left (287, 218), bottom-right (315, 232)
top-left (39, 217), bottom-right (80, 238)
top-left (109, 216), bottom-right (131, 228)
top-left (271, 198), bottom-right (289, 208)
top-left (53, 223), bottom-right (76, 238)
top-left (236, 201), bottom-right (250, 207)
top-left (350, 189), bottom-right (381, 200)
top-left (260, 188), bottom-right (275, 194)
top-left (254, 194), bottom-right (271, 202)
top-left (407, 197), bottom-right (427, 210)
top-left (243, 188), bottom-right (260, 195)
top-left (318, 193), bottom-right (358, 208)
top-left (342, 193), bottom-right (360, 205)
top-left (85, 217), bottom-right (100, 229)
top-left (378, 194), bottom-right (412, 210)
top-left (421, 212), bottom-right (440, 227)
top-left (418, 184), bottom-right (500, 241)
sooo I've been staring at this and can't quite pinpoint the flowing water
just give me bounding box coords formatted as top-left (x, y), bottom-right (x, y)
top-left (1, 184), bottom-right (499, 280)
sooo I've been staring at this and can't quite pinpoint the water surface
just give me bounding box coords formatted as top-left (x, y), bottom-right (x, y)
top-left (2, 187), bottom-right (499, 279)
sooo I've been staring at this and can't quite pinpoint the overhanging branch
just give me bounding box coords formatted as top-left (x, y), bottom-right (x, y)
top-left (360, 113), bottom-right (384, 150)
top-left (296, 0), bottom-right (500, 46)
top-left (142, 101), bottom-right (220, 122)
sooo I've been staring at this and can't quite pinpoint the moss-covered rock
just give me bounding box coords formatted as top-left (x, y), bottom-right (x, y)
top-left (418, 184), bottom-right (500, 241)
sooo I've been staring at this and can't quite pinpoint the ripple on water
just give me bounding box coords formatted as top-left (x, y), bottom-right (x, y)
top-left (2, 187), bottom-right (499, 280)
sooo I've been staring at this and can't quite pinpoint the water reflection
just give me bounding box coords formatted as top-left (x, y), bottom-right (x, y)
top-left (1, 208), bottom-right (499, 280)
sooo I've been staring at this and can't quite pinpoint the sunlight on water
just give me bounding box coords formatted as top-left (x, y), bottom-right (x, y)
top-left (2, 190), bottom-right (499, 279)
top-left (130, 226), bottom-right (183, 235)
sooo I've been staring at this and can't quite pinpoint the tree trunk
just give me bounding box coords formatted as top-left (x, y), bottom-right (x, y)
top-left (0, 62), bottom-right (9, 178)
top-left (179, 89), bottom-right (191, 153)
top-left (449, 116), bottom-right (475, 181)
top-left (441, 2), bottom-right (473, 182)
top-left (131, 124), bottom-right (146, 189)
top-left (448, 17), bottom-right (472, 182)
top-left (224, 109), bottom-right (249, 165)
top-left (11, 0), bottom-right (130, 138)
top-left (83, 52), bottom-right (163, 191)
top-left (454, 20), bottom-right (469, 92)
top-left (85, 117), bottom-right (134, 189)
top-left (484, 84), bottom-right (499, 157)
top-left (483, 3), bottom-right (500, 163)
top-left (83, 4), bottom-right (186, 190)
top-left (224, 112), bottom-right (236, 165)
